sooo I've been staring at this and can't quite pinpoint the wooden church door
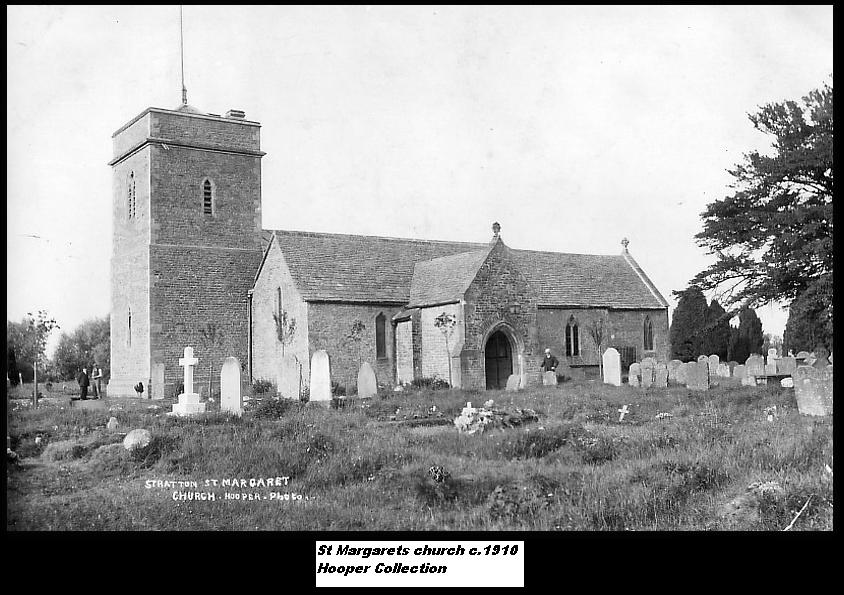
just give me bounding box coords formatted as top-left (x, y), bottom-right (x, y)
top-left (485, 331), bottom-right (513, 389)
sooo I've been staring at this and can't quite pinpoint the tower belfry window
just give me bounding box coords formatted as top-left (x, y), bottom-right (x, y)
top-left (203, 179), bottom-right (214, 216)
top-left (128, 306), bottom-right (132, 347)
top-left (128, 172), bottom-right (136, 219)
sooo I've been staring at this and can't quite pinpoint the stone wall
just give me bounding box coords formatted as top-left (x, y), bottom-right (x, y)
top-left (395, 320), bottom-right (413, 384)
top-left (251, 239), bottom-right (310, 392)
top-left (307, 302), bottom-right (405, 392)
top-left (419, 303), bottom-right (463, 385)
top-left (461, 240), bottom-right (540, 390)
top-left (607, 308), bottom-right (670, 362)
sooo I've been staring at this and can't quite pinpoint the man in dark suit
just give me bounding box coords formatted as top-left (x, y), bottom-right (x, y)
top-left (77, 367), bottom-right (90, 400)
top-left (540, 348), bottom-right (559, 373)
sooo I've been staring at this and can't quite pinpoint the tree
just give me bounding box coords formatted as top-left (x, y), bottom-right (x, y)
top-left (52, 317), bottom-right (110, 381)
top-left (690, 82), bottom-right (833, 339)
top-left (434, 312), bottom-right (457, 386)
top-left (669, 287), bottom-right (709, 361)
top-left (732, 307), bottom-right (764, 361)
top-left (703, 300), bottom-right (732, 360)
top-left (7, 310), bottom-right (60, 375)
top-left (199, 322), bottom-right (225, 399)
top-left (783, 274), bottom-right (833, 353)
top-left (585, 318), bottom-right (605, 377)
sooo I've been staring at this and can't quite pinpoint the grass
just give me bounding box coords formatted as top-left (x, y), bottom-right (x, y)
top-left (5, 378), bottom-right (833, 531)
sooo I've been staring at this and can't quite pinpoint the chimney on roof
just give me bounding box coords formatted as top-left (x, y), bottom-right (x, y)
top-left (621, 237), bottom-right (629, 253)
top-left (491, 221), bottom-right (501, 241)
top-left (226, 109), bottom-right (246, 119)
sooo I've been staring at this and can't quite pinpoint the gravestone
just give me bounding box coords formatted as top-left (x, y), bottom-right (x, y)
top-left (765, 362), bottom-right (777, 376)
top-left (733, 365), bottom-right (746, 381)
top-left (628, 363), bottom-right (641, 387)
top-left (653, 365), bottom-right (668, 388)
top-left (170, 346), bottom-right (206, 416)
top-left (686, 361), bottom-right (710, 390)
top-left (793, 366), bottom-right (833, 416)
top-left (746, 355), bottom-right (765, 377)
top-left (795, 351), bottom-right (811, 363)
top-left (278, 354), bottom-right (302, 400)
top-left (780, 377), bottom-right (794, 388)
top-left (220, 357), bottom-right (242, 415)
top-left (309, 350), bottom-right (332, 401)
top-left (640, 358), bottom-right (656, 388)
top-left (811, 348), bottom-right (830, 368)
top-left (768, 348), bottom-right (779, 361)
top-left (776, 356), bottom-right (797, 376)
top-left (727, 361), bottom-right (739, 374)
top-left (707, 355), bottom-right (720, 377)
top-left (741, 374), bottom-right (756, 387)
top-left (602, 348), bottom-right (621, 386)
top-left (667, 360), bottom-right (683, 384)
top-left (505, 374), bottom-right (520, 392)
top-left (717, 363), bottom-right (730, 378)
top-left (357, 362), bottom-right (378, 398)
top-left (543, 371), bottom-right (557, 386)
top-left (151, 363), bottom-right (165, 400)
top-left (697, 355), bottom-right (709, 363)
top-left (681, 362), bottom-right (696, 385)
top-left (123, 429), bottom-right (152, 451)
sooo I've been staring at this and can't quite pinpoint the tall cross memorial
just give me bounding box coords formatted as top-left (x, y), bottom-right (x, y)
top-left (169, 346), bottom-right (207, 416)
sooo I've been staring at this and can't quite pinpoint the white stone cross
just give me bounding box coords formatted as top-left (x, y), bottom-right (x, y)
top-left (178, 346), bottom-right (199, 395)
top-left (618, 404), bottom-right (630, 422)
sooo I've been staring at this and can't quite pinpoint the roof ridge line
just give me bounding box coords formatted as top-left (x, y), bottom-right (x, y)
top-left (268, 228), bottom-right (488, 246)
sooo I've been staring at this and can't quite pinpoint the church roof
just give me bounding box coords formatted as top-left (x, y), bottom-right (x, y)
top-left (267, 229), bottom-right (668, 309)
top-left (408, 249), bottom-right (491, 307)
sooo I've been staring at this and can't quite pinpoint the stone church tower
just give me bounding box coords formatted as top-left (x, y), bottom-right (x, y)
top-left (108, 104), bottom-right (265, 397)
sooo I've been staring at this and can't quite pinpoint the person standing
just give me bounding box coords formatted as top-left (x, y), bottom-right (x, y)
top-left (90, 365), bottom-right (101, 398)
top-left (540, 348), bottom-right (559, 373)
top-left (95, 366), bottom-right (103, 398)
top-left (77, 367), bottom-right (90, 400)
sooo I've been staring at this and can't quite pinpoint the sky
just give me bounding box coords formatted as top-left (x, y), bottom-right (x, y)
top-left (6, 5), bottom-right (834, 357)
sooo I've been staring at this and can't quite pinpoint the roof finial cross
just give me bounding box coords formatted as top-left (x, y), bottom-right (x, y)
top-left (621, 237), bottom-right (629, 252)
top-left (180, 5), bottom-right (188, 105)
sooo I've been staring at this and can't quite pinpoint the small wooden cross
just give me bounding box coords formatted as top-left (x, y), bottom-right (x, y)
top-left (618, 404), bottom-right (630, 422)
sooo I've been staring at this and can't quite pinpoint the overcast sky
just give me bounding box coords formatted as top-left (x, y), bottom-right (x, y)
top-left (6, 5), bottom-right (833, 356)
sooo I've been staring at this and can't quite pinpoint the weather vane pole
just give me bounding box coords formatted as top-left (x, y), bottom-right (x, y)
top-left (180, 5), bottom-right (187, 105)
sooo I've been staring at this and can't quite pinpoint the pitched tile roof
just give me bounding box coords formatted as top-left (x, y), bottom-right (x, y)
top-left (408, 249), bottom-right (491, 307)
top-left (267, 229), bottom-right (668, 309)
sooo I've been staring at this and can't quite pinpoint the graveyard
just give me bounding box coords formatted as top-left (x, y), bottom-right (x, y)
top-left (6, 353), bottom-right (833, 531)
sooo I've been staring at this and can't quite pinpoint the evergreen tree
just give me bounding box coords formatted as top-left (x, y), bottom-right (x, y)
top-left (669, 287), bottom-right (709, 361)
top-left (705, 300), bottom-right (732, 360)
top-left (783, 273), bottom-right (833, 353)
top-left (737, 308), bottom-right (764, 358)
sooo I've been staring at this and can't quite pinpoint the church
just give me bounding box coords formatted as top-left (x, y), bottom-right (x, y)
top-left (107, 102), bottom-right (670, 398)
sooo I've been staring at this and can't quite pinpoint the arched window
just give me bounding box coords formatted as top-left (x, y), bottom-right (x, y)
top-left (127, 306), bottom-right (132, 347)
top-left (276, 287), bottom-right (283, 316)
top-left (202, 178), bottom-right (214, 216)
top-left (644, 316), bottom-right (654, 351)
top-left (375, 313), bottom-right (386, 359)
top-left (127, 172), bottom-right (136, 219)
top-left (565, 316), bottom-right (579, 356)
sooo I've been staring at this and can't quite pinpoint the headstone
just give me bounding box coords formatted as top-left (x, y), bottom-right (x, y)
top-left (278, 353), bottom-right (302, 400)
top-left (707, 355), bottom-right (720, 377)
top-left (628, 363), bottom-right (641, 387)
top-left (543, 371), bottom-right (557, 386)
top-left (667, 360), bottom-right (683, 384)
top-left (617, 404), bottom-right (630, 422)
top-left (220, 357), bottom-right (242, 415)
top-left (793, 366), bottom-right (833, 416)
top-left (741, 374), bottom-right (756, 387)
top-left (768, 348), bottom-right (779, 361)
top-left (811, 348), bottom-right (830, 369)
top-left (309, 350), bottom-right (332, 401)
top-left (776, 356), bottom-right (797, 376)
top-left (717, 363), bottom-right (730, 378)
top-left (764, 363), bottom-right (777, 376)
top-left (653, 365), bottom-right (668, 388)
top-left (680, 362), bottom-right (696, 385)
top-left (170, 346), bottom-right (206, 416)
top-left (727, 361), bottom-right (739, 374)
top-left (780, 377), bottom-right (794, 388)
top-left (640, 358), bottom-right (656, 388)
top-left (505, 374), bottom-right (520, 392)
top-left (733, 365), bottom-right (746, 380)
top-left (686, 361), bottom-right (710, 390)
top-left (151, 363), bottom-right (165, 400)
top-left (123, 428), bottom-right (152, 451)
top-left (602, 348), bottom-right (621, 386)
top-left (357, 362), bottom-right (378, 398)
top-left (745, 355), bottom-right (765, 377)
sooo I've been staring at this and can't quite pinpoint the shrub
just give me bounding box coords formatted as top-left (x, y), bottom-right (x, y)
top-left (130, 434), bottom-right (181, 467)
top-left (411, 377), bottom-right (450, 390)
top-left (251, 378), bottom-right (276, 395)
top-left (246, 397), bottom-right (294, 419)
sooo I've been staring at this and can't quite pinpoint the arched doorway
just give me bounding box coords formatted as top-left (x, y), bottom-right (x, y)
top-left (485, 330), bottom-right (513, 389)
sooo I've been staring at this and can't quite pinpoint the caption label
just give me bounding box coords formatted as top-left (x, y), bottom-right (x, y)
top-left (315, 540), bottom-right (524, 587)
